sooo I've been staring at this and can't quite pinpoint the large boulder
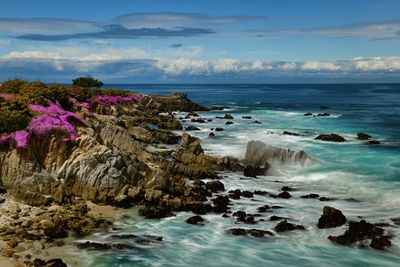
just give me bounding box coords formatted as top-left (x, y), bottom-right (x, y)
top-left (244, 140), bottom-right (314, 167)
top-left (315, 134), bottom-right (346, 142)
top-left (317, 206), bottom-right (347, 228)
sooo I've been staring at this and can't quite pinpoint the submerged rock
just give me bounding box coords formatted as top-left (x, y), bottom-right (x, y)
top-left (315, 134), bottom-right (346, 142)
top-left (76, 241), bottom-right (135, 251)
top-left (185, 125), bottom-right (200, 131)
top-left (277, 191), bottom-right (292, 199)
top-left (357, 133), bottom-right (371, 140)
top-left (186, 215), bottom-right (205, 225)
top-left (224, 114), bottom-right (234, 119)
top-left (366, 140), bottom-right (380, 145)
top-left (317, 206), bottom-right (347, 229)
top-left (274, 220), bottom-right (305, 232)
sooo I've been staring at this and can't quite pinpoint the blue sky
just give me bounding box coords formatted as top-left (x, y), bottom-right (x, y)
top-left (0, 0), bottom-right (399, 83)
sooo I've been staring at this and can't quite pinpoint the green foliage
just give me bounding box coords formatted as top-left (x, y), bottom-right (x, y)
top-left (0, 79), bottom-right (28, 94)
top-left (67, 86), bottom-right (102, 102)
top-left (102, 88), bottom-right (129, 97)
top-left (72, 76), bottom-right (104, 88)
top-left (0, 100), bottom-right (32, 133)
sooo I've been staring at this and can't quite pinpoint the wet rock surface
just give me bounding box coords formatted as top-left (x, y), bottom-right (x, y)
top-left (317, 206), bottom-right (347, 229)
top-left (274, 220), bottom-right (305, 232)
top-left (315, 134), bottom-right (346, 142)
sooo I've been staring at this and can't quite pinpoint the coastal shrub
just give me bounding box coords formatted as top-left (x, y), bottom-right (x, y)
top-left (0, 101), bottom-right (32, 133)
top-left (0, 79), bottom-right (27, 94)
top-left (72, 76), bottom-right (104, 88)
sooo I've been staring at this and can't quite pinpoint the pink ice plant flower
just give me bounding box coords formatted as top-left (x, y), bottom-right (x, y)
top-left (14, 130), bottom-right (30, 149)
top-left (28, 100), bottom-right (87, 142)
top-left (93, 94), bottom-right (144, 107)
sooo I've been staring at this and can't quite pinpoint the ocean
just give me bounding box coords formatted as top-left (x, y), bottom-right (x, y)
top-left (61, 84), bottom-right (400, 266)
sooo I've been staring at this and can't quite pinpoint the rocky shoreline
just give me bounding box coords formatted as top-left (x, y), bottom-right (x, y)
top-left (0, 92), bottom-right (396, 266)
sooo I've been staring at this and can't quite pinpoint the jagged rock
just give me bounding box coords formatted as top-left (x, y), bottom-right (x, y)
top-left (357, 133), bottom-right (371, 140)
top-left (274, 220), bottom-right (305, 232)
top-left (282, 131), bottom-right (302, 137)
top-left (32, 258), bottom-right (67, 267)
top-left (243, 164), bottom-right (267, 178)
top-left (229, 189), bottom-right (241, 199)
top-left (215, 128), bottom-right (224, 131)
top-left (209, 132), bottom-right (215, 137)
top-left (213, 195), bottom-right (230, 213)
top-left (317, 113), bottom-right (330, 117)
top-left (242, 116), bottom-right (252, 119)
top-left (229, 228), bottom-right (247, 236)
top-left (245, 140), bottom-right (314, 167)
top-left (248, 229), bottom-right (274, 238)
top-left (225, 121), bottom-right (234, 125)
top-left (328, 220), bottom-right (389, 250)
top-left (315, 134), bottom-right (346, 142)
top-left (304, 113), bottom-right (312, 116)
top-left (189, 203), bottom-right (213, 215)
top-left (318, 206), bottom-right (347, 228)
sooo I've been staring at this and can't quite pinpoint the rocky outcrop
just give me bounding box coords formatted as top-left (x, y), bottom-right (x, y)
top-left (142, 93), bottom-right (208, 112)
top-left (244, 140), bottom-right (314, 168)
top-left (317, 206), bottom-right (347, 228)
top-left (315, 134), bottom-right (346, 142)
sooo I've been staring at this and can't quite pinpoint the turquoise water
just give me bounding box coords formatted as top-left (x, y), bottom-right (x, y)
top-left (65, 84), bottom-right (400, 266)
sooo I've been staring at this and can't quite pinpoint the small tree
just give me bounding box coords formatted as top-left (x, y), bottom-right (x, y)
top-left (72, 76), bottom-right (104, 88)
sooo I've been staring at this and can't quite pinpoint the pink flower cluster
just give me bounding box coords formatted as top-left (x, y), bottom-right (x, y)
top-left (69, 98), bottom-right (93, 110)
top-left (93, 94), bottom-right (144, 107)
top-left (0, 100), bottom-right (87, 150)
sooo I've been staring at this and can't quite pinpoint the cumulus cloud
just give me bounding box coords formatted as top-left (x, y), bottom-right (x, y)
top-left (252, 19), bottom-right (400, 39)
top-left (1, 50), bottom-right (399, 81)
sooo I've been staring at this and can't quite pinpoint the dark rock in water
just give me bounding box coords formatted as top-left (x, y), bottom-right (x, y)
top-left (315, 134), bottom-right (346, 142)
top-left (317, 113), bottom-right (330, 117)
top-left (366, 140), bottom-right (380, 145)
top-left (277, 191), bottom-right (292, 199)
top-left (270, 216), bottom-right (287, 221)
top-left (215, 128), bottom-right (225, 131)
top-left (241, 190), bottom-right (254, 198)
top-left (186, 215), bottom-right (205, 225)
top-left (253, 190), bottom-right (269, 196)
top-left (224, 113), bottom-right (234, 119)
top-left (274, 220), bottom-right (305, 232)
top-left (243, 164), bottom-right (267, 178)
top-left (370, 236), bottom-right (392, 250)
top-left (281, 186), bottom-right (294, 191)
top-left (76, 241), bottom-right (135, 251)
top-left (328, 220), bottom-right (387, 249)
top-left (32, 258), bottom-right (67, 267)
top-left (188, 111), bottom-right (199, 117)
top-left (319, 197), bottom-right (333, 201)
top-left (225, 121), bottom-right (234, 125)
top-left (282, 131), bottom-right (302, 136)
top-left (317, 206), bottom-right (347, 229)
top-left (390, 218), bottom-right (400, 225)
top-left (139, 206), bottom-right (173, 219)
top-left (111, 234), bottom-right (163, 243)
top-left (304, 113), bottom-right (313, 116)
top-left (191, 118), bottom-right (206, 123)
top-left (213, 195), bottom-right (230, 213)
top-left (205, 180), bottom-right (225, 193)
top-left (252, 120), bottom-right (262, 124)
top-left (210, 106), bottom-right (228, 111)
top-left (229, 228), bottom-right (248, 236)
top-left (233, 211), bottom-right (247, 218)
top-left (189, 203), bottom-right (213, 215)
top-left (233, 211), bottom-right (257, 224)
top-left (222, 213), bottom-right (230, 218)
top-left (301, 194), bottom-right (320, 199)
top-left (185, 125), bottom-right (200, 131)
top-left (209, 132), bottom-right (215, 137)
top-left (357, 133), bottom-right (371, 140)
top-left (258, 205), bottom-right (270, 212)
top-left (248, 229), bottom-right (274, 238)
top-left (242, 116), bottom-right (252, 119)
top-left (229, 189), bottom-right (241, 199)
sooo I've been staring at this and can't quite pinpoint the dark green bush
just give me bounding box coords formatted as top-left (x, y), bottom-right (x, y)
top-left (0, 101), bottom-right (32, 133)
top-left (0, 79), bottom-right (28, 94)
top-left (72, 76), bottom-right (104, 88)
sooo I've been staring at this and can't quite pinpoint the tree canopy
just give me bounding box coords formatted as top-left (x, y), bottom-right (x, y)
top-left (72, 76), bottom-right (104, 88)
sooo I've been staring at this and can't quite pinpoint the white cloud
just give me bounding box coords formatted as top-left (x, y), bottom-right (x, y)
top-left (252, 20), bottom-right (400, 39)
top-left (1, 49), bottom-right (400, 81)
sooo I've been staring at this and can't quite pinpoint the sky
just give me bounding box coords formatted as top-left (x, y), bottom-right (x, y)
top-left (0, 0), bottom-right (400, 83)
